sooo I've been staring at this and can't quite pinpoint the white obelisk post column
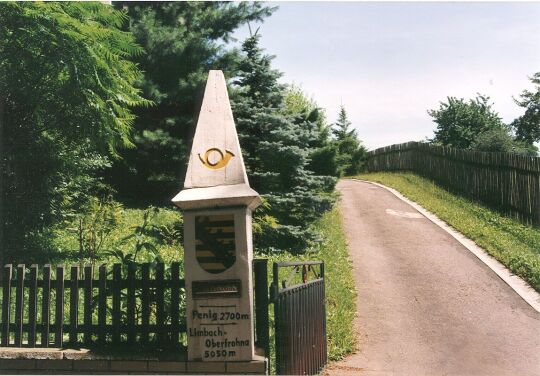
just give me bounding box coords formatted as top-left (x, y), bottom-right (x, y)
top-left (172, 70), bottom-right (261, 362)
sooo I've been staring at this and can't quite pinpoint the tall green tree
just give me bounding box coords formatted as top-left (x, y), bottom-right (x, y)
top-left (232, 34), bottom-right (335, 252)
top-left (0, 2), bottom-right (149, 263)
top-left (332, 106), bottom-right (367, 176)
top-left (284, 86), bottom-right (340, 177)
top-left (512, 72), bottom-right (540, 145)
top-left (333, 106), bottom-right (356, 140)
top-left (109, 2), bottom-right (274, 204)
top-left (429, 93), bottom-right (538, 155)
top-left (429, 94), bottom-right (505, 149)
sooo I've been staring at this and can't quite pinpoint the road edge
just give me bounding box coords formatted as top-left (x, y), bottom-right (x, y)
top-left (348, 178), bottom-right (540, 313)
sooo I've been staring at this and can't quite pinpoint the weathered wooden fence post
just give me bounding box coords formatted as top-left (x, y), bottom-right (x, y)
top-left (1, 264), bottom-right (12, 346)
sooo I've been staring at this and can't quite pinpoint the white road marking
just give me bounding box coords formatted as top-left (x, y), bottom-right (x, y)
top-left (385, 208), bottom-right (424, 219)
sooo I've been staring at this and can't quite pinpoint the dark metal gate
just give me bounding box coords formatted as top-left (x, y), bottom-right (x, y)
top-left (272, 261), bottom-right (327, 375)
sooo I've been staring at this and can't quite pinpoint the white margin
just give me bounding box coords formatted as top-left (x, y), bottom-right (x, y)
top-left (348, 178), bottom-right (540, 313)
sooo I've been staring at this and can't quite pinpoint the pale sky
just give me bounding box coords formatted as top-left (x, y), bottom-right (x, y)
top-left (232, 2), bottom-right (540, 150)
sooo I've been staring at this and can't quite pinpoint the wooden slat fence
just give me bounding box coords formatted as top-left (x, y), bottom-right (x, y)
top-left (0, 262), bottom-right (186, 349)
top-left (366, 141), bottom-right (540, 226)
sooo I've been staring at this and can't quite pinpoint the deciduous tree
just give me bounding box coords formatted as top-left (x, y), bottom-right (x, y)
top-left (512, 72), bottom-right (540, 145)
top-left (0, 2), bottom-right (149, 262)
top-left (429, 95), bottom-right (505, 149)
top-left (284, 86), bottom-right (341, 177)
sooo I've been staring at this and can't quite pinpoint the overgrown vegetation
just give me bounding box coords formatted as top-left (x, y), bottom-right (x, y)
top-left (0, 2), bottom-right (150, 264)
top-left (53, 205), bottom-right (183, 265)
top-left (356, 172), bottom-right (540, 292)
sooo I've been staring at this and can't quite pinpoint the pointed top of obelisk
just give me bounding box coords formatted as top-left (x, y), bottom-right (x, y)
top-left (172, 70), bottom-right (260, 210)
top-left (184, 70), bottom-right (248, 189)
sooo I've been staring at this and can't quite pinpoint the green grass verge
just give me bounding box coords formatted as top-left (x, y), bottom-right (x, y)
top-left (312, 206), bottom-right (357, 361)
top-left (259, 205), bottom-right (357, 368)
top-left (355, 172), bottom-right (540, 292)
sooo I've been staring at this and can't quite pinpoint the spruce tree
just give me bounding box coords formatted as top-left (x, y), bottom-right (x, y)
top-left (108, 2), bottom-right (274, 204)
top-left (332, 106), bottom-right (367, 176)
top-left (333, 106), bottom-right (357, 140)
top-left (232, 34), bottom-right (335, 252)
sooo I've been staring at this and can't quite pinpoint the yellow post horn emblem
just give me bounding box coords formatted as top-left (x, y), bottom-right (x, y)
top-left (198, 148), bottom-right (235, 170)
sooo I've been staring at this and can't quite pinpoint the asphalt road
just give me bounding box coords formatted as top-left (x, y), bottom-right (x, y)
top-left (325, 179), bottom-right (540, 376)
